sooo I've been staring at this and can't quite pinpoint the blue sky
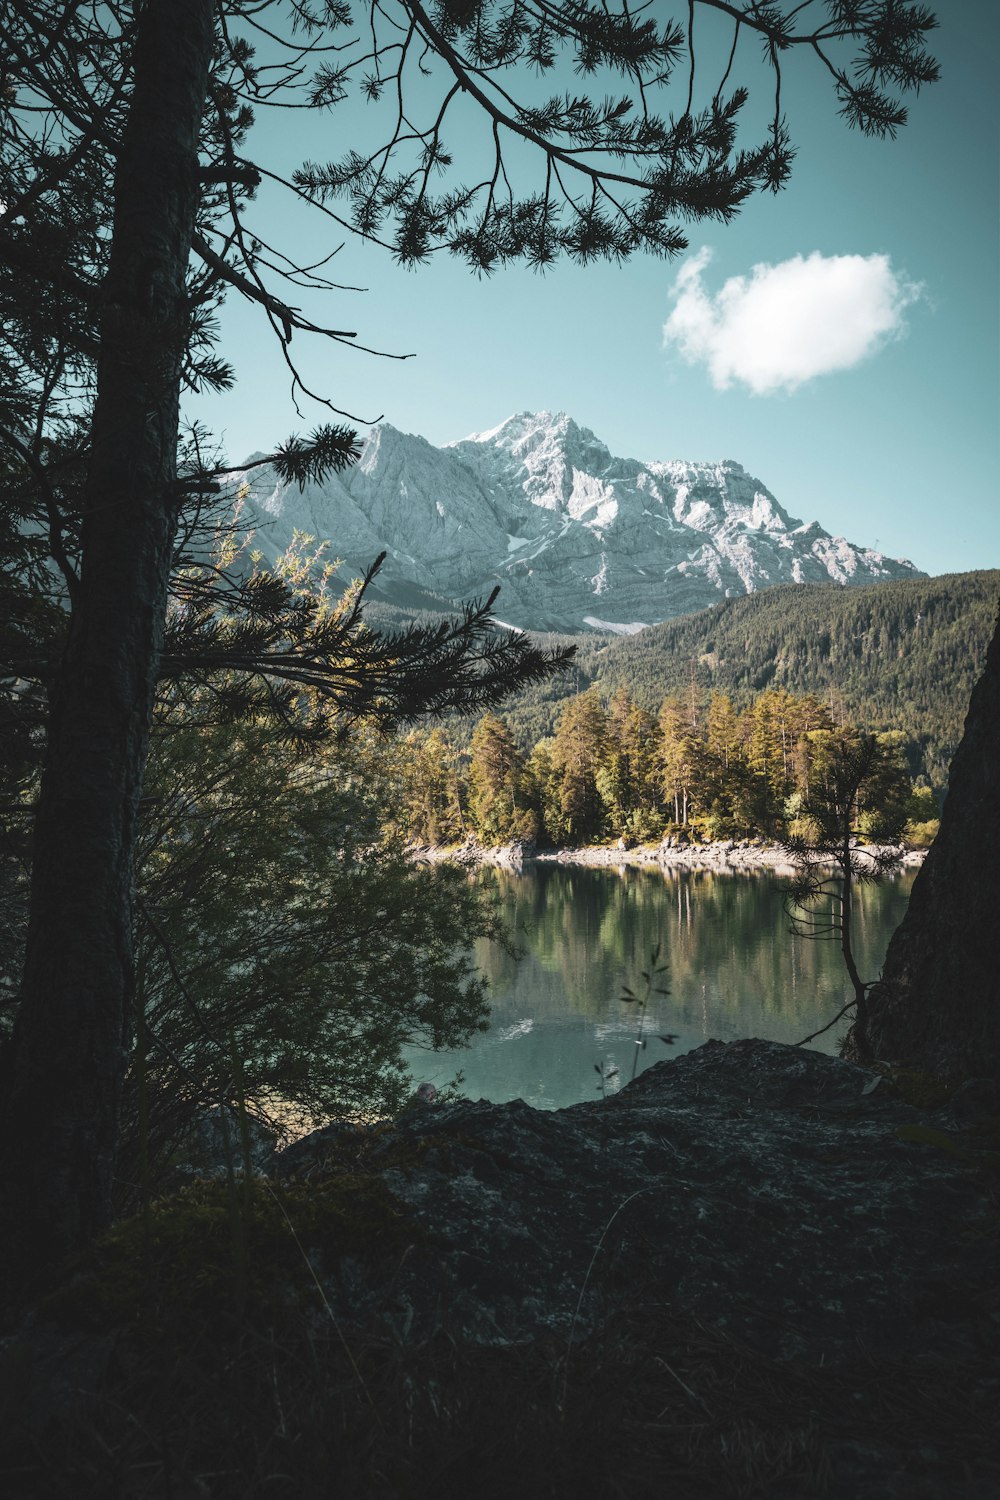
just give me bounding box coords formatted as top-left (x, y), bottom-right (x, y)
top-left (189, 3), bottom-right (999, 579)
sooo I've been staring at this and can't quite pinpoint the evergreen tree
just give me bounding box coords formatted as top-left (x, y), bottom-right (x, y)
top-left (656, 695), bottom-right (701, 828)
top-left (393, 727), bottom-right (467, 846)
top-left (790, 696), bottom-right (836, 801)
top-left (526, 737), bottom-right (559, 846)
top-left (746, 689), bottom-right (799, 808)
top-left (397, 686), bottom-right (943, 855)
top-left (547, 691), bottom-right (610, 844)
top-left (597, 690), bottom-right (660, 840)
top-left (467, 714), bottom-right (536, 844)
top-left (705, 693), bottom-right (742, 773)
top-left (511, 573), bottom-right (996, 793)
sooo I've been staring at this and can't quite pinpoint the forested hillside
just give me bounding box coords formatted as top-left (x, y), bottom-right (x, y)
top-left (489, 572), bottom-right (999, 788)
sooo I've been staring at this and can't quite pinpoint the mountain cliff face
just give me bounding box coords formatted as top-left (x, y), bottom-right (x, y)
top-left (236, 411), bottom-right (923, 633)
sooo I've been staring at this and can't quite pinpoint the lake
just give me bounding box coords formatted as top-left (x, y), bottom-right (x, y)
top-left (401, 862), bottom-right (916, 1109)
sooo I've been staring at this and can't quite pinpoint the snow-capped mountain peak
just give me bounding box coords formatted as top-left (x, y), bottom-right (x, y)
top-left (235, 413), bottom-right (923, 633)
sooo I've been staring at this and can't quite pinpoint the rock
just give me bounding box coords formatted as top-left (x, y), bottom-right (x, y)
top-left (262, 1039), bottom-right (997, 1362)
top-left (488, 838), bottom-right (533, 869)
top-left (415, 837), bottom-right (927, 876)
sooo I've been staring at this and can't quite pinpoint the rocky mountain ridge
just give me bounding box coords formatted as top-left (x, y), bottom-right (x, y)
top-left (236, 410), bottom-right (923, 634)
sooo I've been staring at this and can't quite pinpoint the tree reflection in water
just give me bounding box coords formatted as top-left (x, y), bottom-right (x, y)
top-left (402, 864), bottom-right (915, 1110)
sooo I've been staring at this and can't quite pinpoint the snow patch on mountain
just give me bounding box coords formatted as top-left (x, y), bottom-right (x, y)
top-left (583, 617), bottom-right (650, 635)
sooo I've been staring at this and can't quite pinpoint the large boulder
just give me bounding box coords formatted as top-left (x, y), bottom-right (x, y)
top-left (267, 1038), bottom-right (997, 1361)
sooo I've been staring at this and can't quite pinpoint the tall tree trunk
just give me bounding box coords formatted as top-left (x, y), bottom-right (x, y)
top-left (845, 606), bottom-right (1000, 1078)
top-left (0, 0), bottom-right (215, 1275)
top-left (838, 825), bottom-right (870, 1054)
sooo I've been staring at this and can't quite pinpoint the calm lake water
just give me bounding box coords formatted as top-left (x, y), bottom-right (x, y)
top-left (402, 863), bottom-right (916, 1109)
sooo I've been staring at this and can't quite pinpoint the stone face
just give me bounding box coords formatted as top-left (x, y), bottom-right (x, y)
top-left (267, 1039), bottom-right (997, 1361)
top-left (233, 411), bottom-right (923, 633)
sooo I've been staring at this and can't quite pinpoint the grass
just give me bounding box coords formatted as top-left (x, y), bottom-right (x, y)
top-left (2, 1241), bottom-right (997, 1498)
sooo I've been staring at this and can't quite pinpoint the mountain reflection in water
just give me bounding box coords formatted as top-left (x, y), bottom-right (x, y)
top-left (401, 863), bottom-right (916, 1110)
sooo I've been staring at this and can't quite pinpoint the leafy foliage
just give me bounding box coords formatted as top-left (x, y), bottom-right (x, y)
top-left (467, 713), bottom-right (537, 843)
top-left (163, 535), bottom-right (574, 743)
top-left (0, 0), bottom-right (945, 1265)
top-left (293, 0), bottom-right (937, 271)
top-left (128, 706), bottom-right (502, 1185)
top-left (270, 425), bottom-right (364, 489)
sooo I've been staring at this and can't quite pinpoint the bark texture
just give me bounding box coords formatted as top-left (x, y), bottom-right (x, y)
top-left (846, 606), bottom-right (1000, 1078)
top-left (0, 0), bottom-right (215, 1270)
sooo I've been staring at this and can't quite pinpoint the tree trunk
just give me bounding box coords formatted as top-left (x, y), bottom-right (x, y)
top-left (838, 827), bottom-right (870, 1053)
top-left (0, 0), bottom-right (215, 1275)
top-left (844, 606), bottom-right (1000, 1079)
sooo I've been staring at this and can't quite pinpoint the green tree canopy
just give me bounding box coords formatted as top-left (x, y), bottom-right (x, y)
top-left (547, 689), bottom-right (610, 843)
top-left (467, 713), bottom-right (536, 844)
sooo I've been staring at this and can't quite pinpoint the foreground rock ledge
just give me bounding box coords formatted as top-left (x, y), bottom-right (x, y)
top-left (270, 1038), bottom-right (997, 1360)
top-left (4, 1040), bottom-right (998, 1498)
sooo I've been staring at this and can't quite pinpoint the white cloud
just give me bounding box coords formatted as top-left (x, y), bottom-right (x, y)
top-left (662, 248), bottom-right (923, 394)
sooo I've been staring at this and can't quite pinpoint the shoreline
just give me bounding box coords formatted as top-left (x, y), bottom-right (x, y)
top-left (410, 837), bottom-right (929, 875)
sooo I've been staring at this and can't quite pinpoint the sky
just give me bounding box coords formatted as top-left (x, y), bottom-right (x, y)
top-left (188, 2), bottom-right (999, 579)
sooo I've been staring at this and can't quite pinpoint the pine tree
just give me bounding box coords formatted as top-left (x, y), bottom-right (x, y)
top-left (468, 714), bottom-right (535, 844)
top-left (657, 695), bottom-right (700, 828)
top-left (394, 727), bottom-right (467, 845)
top-left (597, 690), bottom-right (660, 840)
top-left (548, 690), bottom-right (610, 844)
top-left (705, 693), bottom-right (741, 773)
top-left (746, 689), bottom-right (799, 808)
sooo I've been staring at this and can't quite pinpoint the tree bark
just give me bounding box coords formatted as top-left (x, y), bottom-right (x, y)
top-left (0, 0), bottom-right (215, 1274)
top-left (845, 605), bottom-right (1000, 1079)
top-left (838, 828), bottom-right (870, 1055)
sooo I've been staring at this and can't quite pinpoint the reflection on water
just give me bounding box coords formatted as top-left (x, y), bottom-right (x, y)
top-left (401, 863), bottom-right (916, 1110)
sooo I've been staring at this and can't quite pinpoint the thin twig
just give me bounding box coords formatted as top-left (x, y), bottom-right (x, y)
top-left (795, 998), bottom-right (857, 1047)
top-left (559, 1187), bottom-right (650, 1408)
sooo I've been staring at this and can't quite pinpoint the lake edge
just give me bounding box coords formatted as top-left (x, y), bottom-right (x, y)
top-left (410, 836), bottom-right (929, 875)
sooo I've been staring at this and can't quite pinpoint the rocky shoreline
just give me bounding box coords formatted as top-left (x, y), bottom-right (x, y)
top-left (410, 835), bottom-right (929, 875)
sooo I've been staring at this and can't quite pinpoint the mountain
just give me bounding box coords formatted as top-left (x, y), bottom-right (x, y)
top-left (234, 411), bottom-right (923, 634)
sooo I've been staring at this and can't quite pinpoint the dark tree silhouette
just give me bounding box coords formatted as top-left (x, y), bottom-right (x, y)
top-left (0, 0), bottom-right (941, 1272)
top-left (844, 610), bottom-right (1000, 1079)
